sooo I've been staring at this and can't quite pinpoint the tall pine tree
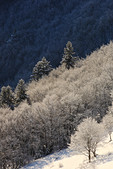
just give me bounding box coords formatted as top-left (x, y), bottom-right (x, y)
top-left (15, 79), bottom-right (27, 104)
top-left (61, 41), bottom-right (76, 69)
top-left (0, 86), bottom-right (14, 108)
top-left (31, 57), bottom-right (53, 81)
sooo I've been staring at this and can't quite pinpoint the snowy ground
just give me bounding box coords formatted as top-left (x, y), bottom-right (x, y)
top-left (21, 134), bottom-right (113, 169)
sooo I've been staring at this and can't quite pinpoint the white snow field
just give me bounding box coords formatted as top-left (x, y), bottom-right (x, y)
top-left (22, 134), bottom-right (113, 169)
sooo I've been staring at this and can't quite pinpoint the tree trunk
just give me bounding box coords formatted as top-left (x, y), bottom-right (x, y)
top-left (88, 150), bottom-right (91, 163)
top-left (109, 133), bottom-right (112, 142)
top-left (93, 150), bottom-right (96, 157)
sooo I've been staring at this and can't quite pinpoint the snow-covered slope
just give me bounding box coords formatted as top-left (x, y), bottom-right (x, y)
top-left (21, 133), bottom-right (113, 169)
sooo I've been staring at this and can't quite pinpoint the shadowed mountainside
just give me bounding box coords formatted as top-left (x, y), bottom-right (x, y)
top-left (0, 0), bottom-right (113, 86)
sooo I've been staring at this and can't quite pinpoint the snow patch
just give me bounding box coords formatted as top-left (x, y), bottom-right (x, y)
top-left (22, 134), bottom-right (113, 169)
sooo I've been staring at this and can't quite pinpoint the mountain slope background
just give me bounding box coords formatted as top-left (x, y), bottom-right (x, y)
top-left (0, 0), bottom-right (113, 86)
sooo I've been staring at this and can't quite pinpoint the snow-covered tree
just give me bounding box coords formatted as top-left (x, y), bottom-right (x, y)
top-left (102, 113), bottom-right (113, 141)
top-left (0, 86), bottom-right (14, 108)
top-left (43, 94), bottom-right (71, 152)
top-left (61, 41), bottom-right (76, 69)
top-left (15, 79), bottom-right (27, 104)
top-left (70, 118), bottom-right (104, 162)
top-left (31, 57), bottom-right (53, 81)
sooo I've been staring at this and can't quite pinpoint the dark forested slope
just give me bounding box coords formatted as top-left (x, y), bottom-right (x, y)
top-left (0, 0), bottom-right (113, 86)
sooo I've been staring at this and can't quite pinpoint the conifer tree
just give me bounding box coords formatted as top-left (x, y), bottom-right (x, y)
top-left (0, 86), bottom-right (14, 108)
top-left (61, 41), bottom-right (76, 69)
top-left (15, 79), bottom-right (27, 104)
top-left (31, 57), bottom-right (53, 81)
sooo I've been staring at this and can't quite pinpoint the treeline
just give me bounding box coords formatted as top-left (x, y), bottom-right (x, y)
top-left (1, 41), bottom-right (113, 168)
top-left (0, 41), bottom-right (75, 109)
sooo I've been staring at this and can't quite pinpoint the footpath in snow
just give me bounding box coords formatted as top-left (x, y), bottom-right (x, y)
top-left (22, 134), bottom-right (113, 169)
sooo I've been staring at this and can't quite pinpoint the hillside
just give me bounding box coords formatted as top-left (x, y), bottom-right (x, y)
top-left (0, 0), bottom-right (113, 86)
top-left (22, 134), bottom-right (113, 169)
top-left (1, 41), bottom-right (113, 168)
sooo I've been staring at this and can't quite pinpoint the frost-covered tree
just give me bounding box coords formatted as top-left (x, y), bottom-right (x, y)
top-left (42, 94), bottom-right (71, 152)
top-left (70, 118), bottom-right (104, 162)
top-left (0, 86), bottom-right (14, 108)
top-left (102, 113), bottom-right (113, 141)
top-left (31, 57), bottom-right (53, 81)
top-left (61, 41), bottom-right (76, 69)
top-left (15, 79), bottom-right (27, 104)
